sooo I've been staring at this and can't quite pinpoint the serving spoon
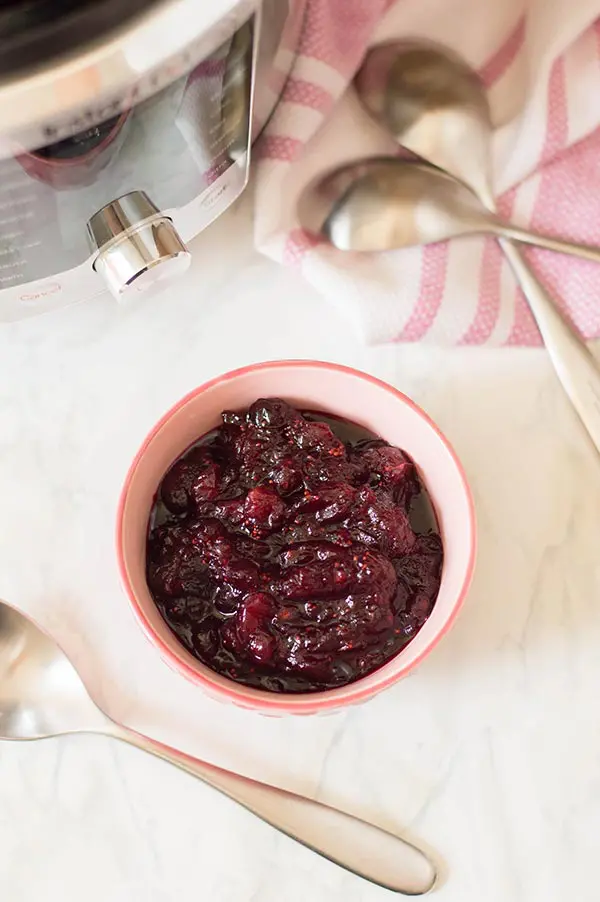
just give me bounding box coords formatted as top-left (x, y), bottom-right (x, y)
top-left (352, 40), bottom-right (600, 453)
top-left (0, 598), bottom-right (436, 896)
top-left (309, 156), bottom-right (600, 263)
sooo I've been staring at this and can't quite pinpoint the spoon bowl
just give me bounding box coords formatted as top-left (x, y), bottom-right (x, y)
top-left (355, 40), bottom-right (493, 203)
top-left (0, 601), bottom-right (107, 739)
top-left (0, 598), bottom-right (437, 895)
top-left (353, 39), bottom-right (600, 454)
top-left (301, 157), bottom-right (600, 264)
top-left (303, 158), bottom-right (483, 251)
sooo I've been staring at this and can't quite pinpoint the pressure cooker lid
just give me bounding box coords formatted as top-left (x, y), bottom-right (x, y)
top-left (0, 0), bottom-right (252, 155)
top-left (0, 0), bottom-right (161, 75)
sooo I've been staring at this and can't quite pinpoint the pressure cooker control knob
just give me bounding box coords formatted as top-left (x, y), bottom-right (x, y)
top-left (87, 191), bottom-right (191, 299)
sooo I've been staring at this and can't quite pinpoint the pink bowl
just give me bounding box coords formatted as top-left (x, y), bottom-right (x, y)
top-left (117, 361), bottom-right (476, 715)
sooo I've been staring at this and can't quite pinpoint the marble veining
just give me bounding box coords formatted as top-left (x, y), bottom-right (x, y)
top-left (0, 193), bottom-right (599, 901)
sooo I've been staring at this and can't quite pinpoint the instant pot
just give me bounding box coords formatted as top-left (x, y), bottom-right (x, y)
top-left (0, 0), bottom-right (306, 321)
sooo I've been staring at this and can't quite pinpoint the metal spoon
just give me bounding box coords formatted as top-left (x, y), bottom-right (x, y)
top-left (355, 40), bottom-right (600, 454)
top-left (0, 598), bottom-right (436, 896)
top-left (307, 156), bottom-right (600, 262)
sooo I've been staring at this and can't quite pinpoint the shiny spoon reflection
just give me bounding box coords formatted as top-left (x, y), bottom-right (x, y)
top-left (352, 39), bottom-right (600, 454)
top-left (306, 156), bottom-right (600, 263)
top-left (0, 598), bottom-right (437, 896)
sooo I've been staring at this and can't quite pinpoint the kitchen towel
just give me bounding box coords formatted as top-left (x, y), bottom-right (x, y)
top-left (254, 0), bottom-right (600, 346)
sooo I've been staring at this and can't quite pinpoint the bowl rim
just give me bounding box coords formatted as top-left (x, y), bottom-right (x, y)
top-left (116, 359), bottom-right (477, 712)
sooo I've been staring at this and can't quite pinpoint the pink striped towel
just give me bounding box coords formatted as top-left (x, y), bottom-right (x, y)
top-left (254, 0), bottom-right (600, 346)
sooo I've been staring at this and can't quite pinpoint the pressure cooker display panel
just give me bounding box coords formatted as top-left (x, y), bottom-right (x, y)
top-left (0, 17), bottom-right (254, 289)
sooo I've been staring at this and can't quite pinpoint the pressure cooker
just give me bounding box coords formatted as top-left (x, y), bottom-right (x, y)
top-left (0, 0), bottom-right (306, 321)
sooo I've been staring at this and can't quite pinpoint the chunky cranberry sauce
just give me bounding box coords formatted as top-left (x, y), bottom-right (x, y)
top-left (146, 399), bottom-right (443, 693)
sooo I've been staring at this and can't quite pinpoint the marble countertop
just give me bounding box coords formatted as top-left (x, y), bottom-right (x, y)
top-left (1, 192), bottom-right (599, 902)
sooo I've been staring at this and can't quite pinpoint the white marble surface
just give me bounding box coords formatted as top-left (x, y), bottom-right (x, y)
top-left (1, 191), bottom-right (599, 902)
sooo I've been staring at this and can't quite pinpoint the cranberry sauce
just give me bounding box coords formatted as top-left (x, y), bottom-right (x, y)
top-left (146, 399), bottom-right (443, 693)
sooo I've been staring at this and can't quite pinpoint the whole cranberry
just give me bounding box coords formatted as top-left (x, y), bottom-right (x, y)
top-left (243, 486), bottom-right (287, 536)
top-left (356, 444), bottom-right (419, 505)
top-left (291, 420), bottom-right (345, 458)
top-left (269, 458), bottom-right (303, 495)
top-left (161, 449), bottom-right (221, 513)
top-left (293, 484), bottom-right (356, 522)
top-left (247, 398), bottom-right (294, 429)
top-left (236, 593), bottom-right (277, 665)
top-left (350, 487), bottom-right (416, 557)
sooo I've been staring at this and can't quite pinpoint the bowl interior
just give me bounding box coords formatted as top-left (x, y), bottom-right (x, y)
top-left (118, 363), bottom-right (475, 712)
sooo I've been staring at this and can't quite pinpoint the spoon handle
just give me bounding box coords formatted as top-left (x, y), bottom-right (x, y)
top-left (501, 238), bottom-right (600, 452)
top-left (111, 723), bottom-right (436, 896)
top-left (499, 224), bottom-right (600, 265)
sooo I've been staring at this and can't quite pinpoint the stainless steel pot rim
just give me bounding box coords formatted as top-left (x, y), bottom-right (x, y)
top-left (0, 0), bottom-right (258, 156)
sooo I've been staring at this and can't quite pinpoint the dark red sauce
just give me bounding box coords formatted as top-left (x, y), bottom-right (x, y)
top-left (146, 399), bottom-right (443, 693)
